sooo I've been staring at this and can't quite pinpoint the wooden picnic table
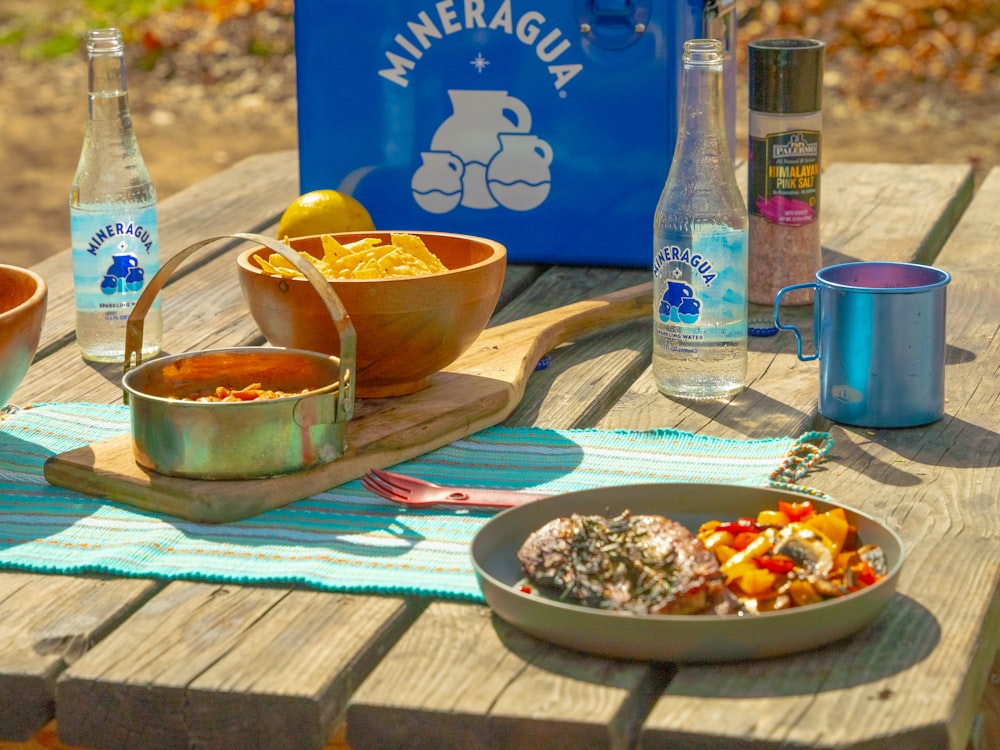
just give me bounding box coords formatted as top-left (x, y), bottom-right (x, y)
top-left (2, 153), bottom-right (998, 750)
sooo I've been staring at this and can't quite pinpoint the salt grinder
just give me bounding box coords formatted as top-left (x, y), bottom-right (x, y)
top-left (747, 39), bottom-right (825, 307)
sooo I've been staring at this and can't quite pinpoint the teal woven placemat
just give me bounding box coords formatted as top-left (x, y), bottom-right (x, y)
top-left (0, 402), bottom-right (831, 602)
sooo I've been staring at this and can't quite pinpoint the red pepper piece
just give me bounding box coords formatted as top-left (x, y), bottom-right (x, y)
top-left (715, 517), bottom-right (760, 535)
top-left (753, 554), bottom-right (795, 574)
top-left (778, 499), bottom-right (815, 522)
top-left (854, 561), bottom-right (879, 587)
top-left (731, 531), bottom-right (758, 551)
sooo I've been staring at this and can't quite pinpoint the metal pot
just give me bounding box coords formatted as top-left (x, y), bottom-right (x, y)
top-left (122, 233), bottom-right (355, 480)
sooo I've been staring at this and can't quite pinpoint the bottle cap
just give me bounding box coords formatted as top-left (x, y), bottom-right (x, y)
top-left (87, 28), bottom-right (124, 56)
top-left (749, 39), bottom-right (824, 114)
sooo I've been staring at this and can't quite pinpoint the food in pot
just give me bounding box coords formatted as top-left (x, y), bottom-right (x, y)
top-left (174, 383), bottom-right (311, 402)
top-left (516, 511), bottom-right (739, 615)
top-left (256, 232), bottom-right (447, 280)
top-left (516, 499), bottom-right (888, 616)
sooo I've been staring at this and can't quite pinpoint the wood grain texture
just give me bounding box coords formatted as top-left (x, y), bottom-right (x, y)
top-left (41, 283), bottom-right (652, 522)
top-left (347, 601), bottom-right (667, 750)
top-left (56, 582), bottom-right (423, 750)
top-left (819, 162), bottom-right (973, 266)
top-left (1, 158), bottom-right (990, 750)
top-left (971, 651), bottom-right (1000, 750)
top-left (939, 169), bottom-right (1000, 750)
top-left (0, 574), bottom-right (161, 741)
top-left (342, 164), bottom-right (988, 750)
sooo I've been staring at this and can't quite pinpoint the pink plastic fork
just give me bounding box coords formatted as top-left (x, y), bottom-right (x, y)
top-left (360, 468), bottom-right (548, 509)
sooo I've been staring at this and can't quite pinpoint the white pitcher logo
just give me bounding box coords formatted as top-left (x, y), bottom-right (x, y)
top-left (411, 89), bottom-right (553, 213)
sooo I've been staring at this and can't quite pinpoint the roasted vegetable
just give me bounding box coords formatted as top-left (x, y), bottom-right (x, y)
top-left (697, 501), bottom-right (887, 612)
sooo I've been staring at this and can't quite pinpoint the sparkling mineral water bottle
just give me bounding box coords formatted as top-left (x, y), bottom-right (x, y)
top-left (70, 28), bottom-right (162, 362)
top-left (652, 39), bottom-right (748, 400)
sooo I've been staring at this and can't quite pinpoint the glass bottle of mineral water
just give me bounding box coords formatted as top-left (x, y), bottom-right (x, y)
top-left (70, 28), bottom-right (161, 362)
top-left (652, 38), bottom-right (748, 400)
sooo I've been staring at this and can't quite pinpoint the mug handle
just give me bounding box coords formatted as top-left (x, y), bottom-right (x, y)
top-left (774, 283), bottom-right (819, 362)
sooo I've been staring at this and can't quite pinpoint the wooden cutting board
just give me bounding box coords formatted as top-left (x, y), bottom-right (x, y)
top-left (43, 282), bottom-right (651, 523)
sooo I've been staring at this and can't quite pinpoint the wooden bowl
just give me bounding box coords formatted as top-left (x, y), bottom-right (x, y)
top-left (237, 231), bottom-right (506, 398)
top-left (0, 264), bottom-right (47, 407)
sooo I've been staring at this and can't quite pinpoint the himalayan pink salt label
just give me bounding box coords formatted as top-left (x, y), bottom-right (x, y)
top-left (748, 130), bottom-right (821, 227)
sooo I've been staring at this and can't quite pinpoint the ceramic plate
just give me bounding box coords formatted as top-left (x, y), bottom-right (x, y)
top-left (471, 483), bottom-right (904, 663)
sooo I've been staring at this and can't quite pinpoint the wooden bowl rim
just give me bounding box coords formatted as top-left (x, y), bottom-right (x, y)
top-left (236, 230), bottom-right (506, 284)
top-left (0, 264), bottom-right (47, 322)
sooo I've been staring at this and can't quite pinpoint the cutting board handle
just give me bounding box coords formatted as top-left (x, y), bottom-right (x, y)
top-left (523, 281), bottom-right (653, 345)
top-left (482, 281), bottom-right (653, 384)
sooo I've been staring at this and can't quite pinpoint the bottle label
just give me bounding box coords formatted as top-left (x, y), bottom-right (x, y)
top-left (653, 229), bottom-right (747, 352)
top-left (71, 206), bottom-right (160, 321)
top-left (748, 129), bottom-right (821, 226)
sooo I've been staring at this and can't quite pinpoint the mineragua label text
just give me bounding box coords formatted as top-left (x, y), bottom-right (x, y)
top-left (379, 0), bottom-right (583, 91)
top-left (654, 244), bottom-right (717, 287)
top-left (83, 221), bottom-right (154, 256)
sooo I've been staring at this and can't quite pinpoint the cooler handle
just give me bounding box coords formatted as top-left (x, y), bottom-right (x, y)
top-left (576, 0), bottom-right (651, 49)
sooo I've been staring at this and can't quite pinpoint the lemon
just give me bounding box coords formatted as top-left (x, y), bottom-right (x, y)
top-left (276, 189), bottom-right (375, 239)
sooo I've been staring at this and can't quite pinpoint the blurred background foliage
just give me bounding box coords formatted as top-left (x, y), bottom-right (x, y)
top-left (2, 0), bottom-right (185, 59)
top-left (2, 0), bottom-right (996, 106)
top-left (738, 0), bottom-right (999, 108)
top-left (0, 1), bottom-right (290, 64)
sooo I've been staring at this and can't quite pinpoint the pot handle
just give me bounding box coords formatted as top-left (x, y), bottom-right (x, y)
top-left (123, 233), bottom-right (356, 423)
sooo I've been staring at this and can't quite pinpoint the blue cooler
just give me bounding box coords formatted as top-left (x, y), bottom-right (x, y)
top-left (294, 1), bottom-right (737, 266)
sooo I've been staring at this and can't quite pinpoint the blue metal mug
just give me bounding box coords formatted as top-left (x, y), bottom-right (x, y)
top-left (774, 261), bottom-right (951, 428)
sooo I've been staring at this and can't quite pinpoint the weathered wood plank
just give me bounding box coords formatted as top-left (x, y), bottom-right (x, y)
top-left (972, 651), bottom-right (1000, 750)
top-left (937, 166), bottom-right (1000, 750)
top-left (820, 162), bottom-right (973, 266)
top-left (639, 168), bottom-right (999, 749)
top-left (347, 601), bottom-right (667, 750)
top-left (641, 537), bottom-right (989, 749)
top-left (333, 267), bottom-right (662, 750)
top-left (0, 152), bottom-right (312, 746)
top-left (57, 582), bottom-right (425, 750)
top-left (0, 159), bottom-right (985, 750)
top-left (0, 157), bottom-right (630, 745)
top-left (0, 573), bottom-right (161, 741)
top-left (935, 166), bottom-right (1000, 270)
